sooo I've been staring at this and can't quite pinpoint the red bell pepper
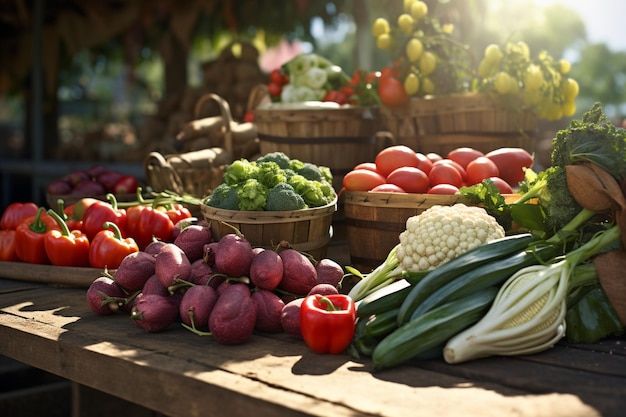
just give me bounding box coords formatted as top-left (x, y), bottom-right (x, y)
top-left (82, 194), bottom-right (128, 241)
top-left (300, 294), bottom-right (357, 354)
top-left (51, 198), bottom-right (83, 232)
top-left (14, 207), bottom-right (61, 264)
top-left (89, 221), bottom-right (138, 269)
top-left (162, 203), bottom-right (192, 225)
top-left (44, 210), bottom-right (91, 267)
top-left (126, 205), bottom-right (175, 250)
top-left (0, 230), bottom-right (18, 261)
top-left (1, 202), bottom-right (39, 230)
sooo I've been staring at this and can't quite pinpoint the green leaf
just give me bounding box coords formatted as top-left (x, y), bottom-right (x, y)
top-left (565, 285), bottom-right (624, 343)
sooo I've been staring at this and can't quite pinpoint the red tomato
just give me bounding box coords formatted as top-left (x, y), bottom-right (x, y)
top-left (371, 183), bottom-right (406, 193)
top-left (485, 148), bottom-right (534, 187)
top-left (427, 183), bottom-right (460, 195)
top-left (433, 159), bottom-right (467, 183)
top-left (268, 82), bottom-right (282, 98)
top-left (415, 152), bottom-right (434, 174)
top-left (378, 75), bottom-right (409, 107)
top-left (343, 169), bottom-right (386, 191)
top-left (466, 156), bottom-right (500, 185)
top-left (375, 145), bottom-right (420, 177)
top-left (487, 177), bottom-right (514, 194)
top-left (353, 162), bottom-right (379, 173)
top-left (270, 69), bottom-right (288, 85)
top-left (428, 163), bottom-right (463, 188)
top-left (426, 152), bottom-right (443, 163)
top-left (447, 147), bottom-right (485, 169)
top-left (386, 167), bottom-right (430, 193)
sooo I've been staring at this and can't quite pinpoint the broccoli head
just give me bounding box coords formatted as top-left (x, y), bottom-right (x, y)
top-left (297, 162), bottom-right (324, 182)
top-left (257, 161), bottom-right (287, 188)
top-left (205, 183), bottom-right (240, 210)
top-left (224, 159), bottom-right (260, 186)
top-left (237, 178), bottom-right (269, 211)
top-left (265, 183), bottom-right (307, 211)
top-left (288, 174), bottom-right (336, 207)
top-left (256, 152), bottom-right (291, 170)
top-left (288, 158), bottom-right (305, 172)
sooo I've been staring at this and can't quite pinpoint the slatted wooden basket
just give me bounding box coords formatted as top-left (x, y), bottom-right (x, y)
top-left (253, 101), bottom-right (384, 192)
top-left (343, 191), bottom-right (474, 272)
top-left (379, 93), bottom-right (537, 155)
top-left (200, 197), bottom-right (337, 261)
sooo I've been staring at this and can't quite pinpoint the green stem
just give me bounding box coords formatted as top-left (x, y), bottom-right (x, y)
top-left (47, 209), bottom-right (71, 237)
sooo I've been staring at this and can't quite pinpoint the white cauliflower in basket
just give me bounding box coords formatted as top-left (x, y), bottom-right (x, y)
top-left (396, 204), bottom-right (505, 272)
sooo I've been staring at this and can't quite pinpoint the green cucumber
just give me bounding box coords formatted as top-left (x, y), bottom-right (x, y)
top-left (356, 279), bottom-right (411, 318)
top-left (372, 286), bottom-right (499, 371)
top-left (364, 307), bottom-right (400, 339)
top-left (396, 233), bottom-right (535, 325)
top-left (409, 242), bottom-right (564, 321)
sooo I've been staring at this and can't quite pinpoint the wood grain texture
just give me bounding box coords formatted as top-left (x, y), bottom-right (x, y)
top-left (1, 281), bottom-right (624, 417)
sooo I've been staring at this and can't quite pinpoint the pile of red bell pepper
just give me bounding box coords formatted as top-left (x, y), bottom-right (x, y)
top-left (0, 192), bottom-right (192, 269)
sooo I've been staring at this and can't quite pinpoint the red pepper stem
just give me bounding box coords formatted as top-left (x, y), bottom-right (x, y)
top-left (318, 296), bottom-right (341, 312)
top-left (47, 209), bottom-right (72, 238)
top-left (105, 193), bottom-right (119, 210)
top-left (55, 199), bottom-right (69, 220)
top-left (103, 221), bottom-right (123, 240)
top-left (28, 207), bottom-right (48, 234)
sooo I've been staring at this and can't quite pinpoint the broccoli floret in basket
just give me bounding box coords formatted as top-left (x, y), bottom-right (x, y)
top-left (256, 152), bottom-right (291, 170)
top-left (265, 183), bottom-right (307, 211)
top-left (205, 183), bottom-right (240, 210)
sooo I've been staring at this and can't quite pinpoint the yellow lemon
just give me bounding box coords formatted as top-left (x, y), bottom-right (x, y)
top-left (478, 59), bottom-right (496, 78)
top-left (376, 33), bottom-right (392, 50)
top-left (419, 51), bottom-right (437, 76)
top-left (398, 14), bottom-right (415, 34)
top-left (403, 0), bottom-right (416, 12)
top-left (484, 44), bottom-right (503, 64)
top-left (372, 18), bottom-right (390, 37)
top-left (524, 64), bottom-right (544, 91)
top-left (562, 78), bottom-right (579, 101)
top-left (559, 59), bottom-right (571, 74)
top-left (493, 71), bottom-right (513, 94)
top-left (561, 100), bottom-right (576, 117)
top-left (404, 73), bottom-right (420, 96)
top-left (442, 23), bottom-right (454, 34)
top-left (410, 1), bottom-right (429, 20)
top-left (406, 38), bottom-right (424, 62)
top-left (421, 77), bottom-right (435, 95)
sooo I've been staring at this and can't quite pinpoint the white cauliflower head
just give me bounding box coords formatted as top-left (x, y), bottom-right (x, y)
top-left (396, 203), bottom-right (505, 272)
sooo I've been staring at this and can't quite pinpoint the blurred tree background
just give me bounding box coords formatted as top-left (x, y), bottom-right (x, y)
top-left (0, 0), bottom-right (624, 164)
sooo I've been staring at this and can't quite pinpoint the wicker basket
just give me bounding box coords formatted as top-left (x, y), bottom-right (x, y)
top-left (144, 148), bottom-right (232, 198)
top-left (200, 198), bottom-right (337, 261)
top-left (343, 191), bottom-right (473, 272)
top-left (380, 93), bottom-right (537, 155)
top-left (254, 102), bottom-right (385, 192)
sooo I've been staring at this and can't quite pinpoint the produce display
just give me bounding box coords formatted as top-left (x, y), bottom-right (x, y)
top-left (85, 220), bottom-right (348, 349)
top-left (0, 190), bottom-right (195, 268)
top-left (342, 144), bottom-right (533, 195)
top-left (348, 103), bottom-right (625, 369)
top-left (204, 152), bottom-right (337, 211)
top-left (370, 0), bottom-right (579, 120)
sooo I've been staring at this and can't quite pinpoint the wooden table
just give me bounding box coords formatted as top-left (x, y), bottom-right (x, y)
top-left (1, 277), bottom-right (624, 417)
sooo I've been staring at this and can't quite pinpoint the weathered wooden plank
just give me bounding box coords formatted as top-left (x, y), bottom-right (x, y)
top-left (0, 283), bottom-right (622, 417)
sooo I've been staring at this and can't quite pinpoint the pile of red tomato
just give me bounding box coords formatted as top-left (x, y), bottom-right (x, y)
top-left (342, 145), bottom-right (534, 195)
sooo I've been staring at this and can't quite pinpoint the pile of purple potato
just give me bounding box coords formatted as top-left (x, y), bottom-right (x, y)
top-left (86, 219), bottom-right (345, 345)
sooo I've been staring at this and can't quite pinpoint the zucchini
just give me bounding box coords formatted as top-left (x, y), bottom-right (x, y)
top-left (409, 242), bottom-right (564, 321)
top-left (396, 233), bottom-right (535, 325)
top-left (364, 307), bottom-right (400, 338)
top-left (356, 279), bottom-right (412, 318)
top-left (372, 286), bottom-right (499, 371)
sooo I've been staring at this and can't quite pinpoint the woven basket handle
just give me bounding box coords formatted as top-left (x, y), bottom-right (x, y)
top-left (144, 151), bottom-right (185, 195)
top-left (193, 93), bottom-right (234, 156)
top-left (247, 84), bottom-right (271, 110)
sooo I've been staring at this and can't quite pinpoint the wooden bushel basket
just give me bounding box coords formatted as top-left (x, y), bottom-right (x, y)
top-left (380, 93), bottom-right (537, 155)
top-left (200, 198), bottom-right (337, 261)
top-left (253, 101), bottom-right (383, 192)
top-left (343, 191), bottom-right (473, 272)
